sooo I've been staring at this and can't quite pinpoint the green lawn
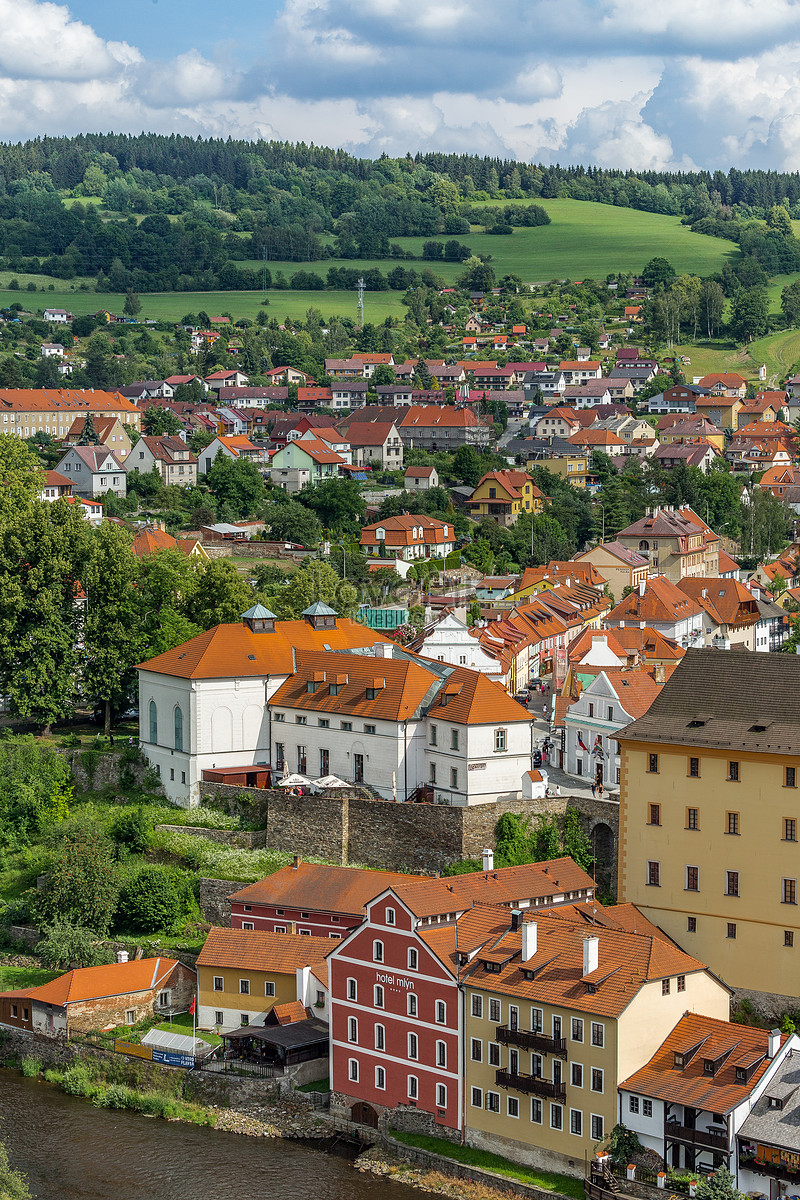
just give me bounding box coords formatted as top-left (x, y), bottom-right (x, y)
top-left (0, 965), bottom-right (58, 991)
top-left (154, 1010), bottom-right (221, 1047)
top-left (296, 1077), bottom-right (330, 1093)
top-left (388, 1128), bottom-right (584, 1199)
top-left (674, 325), bottom-right (800, 387)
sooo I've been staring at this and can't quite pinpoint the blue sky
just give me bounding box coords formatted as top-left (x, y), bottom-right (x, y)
top-left (0, 0), bottom-right (799, 170)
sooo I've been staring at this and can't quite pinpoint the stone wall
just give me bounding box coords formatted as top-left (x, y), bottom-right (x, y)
top-left (155, 825), bottom-right (267, 849)
top-left (60, 747), bottom-right (161, 795)
top-left (66, 962), bottom-right (196, 1033)
top-left (390, 1104), bottom-right (460, 1143)
top-left (199, 878), bottom-right (239, 925)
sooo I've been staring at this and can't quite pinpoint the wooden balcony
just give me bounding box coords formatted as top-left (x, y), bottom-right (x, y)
top-left (665, 1122), bottom-right (728, 1152)
top-left (496, 1025), bottom-right (567, 1058)
top-left (495, 1069), bottom-right (566, 1101)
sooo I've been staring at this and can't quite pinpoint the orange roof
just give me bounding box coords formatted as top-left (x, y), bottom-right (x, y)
top-left (589, 667), bottom-right (665, 719)
top-left (397, 406), bottom-right (485, 428)
top-left (677, 577), bottom-right (760, 627)
top-left (196, 928), bottom-right (332, 973)
top-left (568, 626), bottom-right (684, 665)
top-left (395, 857), bottom-right (595, 920)
top-left (698, 373), bottom-right (746, 388)
top-left (608, 576), bottom-right (704, 624)
top-left (620, 1013), bottom-right (782, 1113)
top-left (291, 437), bottom-right (344, 465)
top-left (216, 435), bottom-right (260, 453)
top-left (229, 862), bottom-right (425, 915)
top-left (131, 527), bottom-right (177, 557)
top-left (136, 617), bottom-right (392, 680)
top-left (45, 470), bottom-right (71, 487)
top-left (559, 360), bottom-right (601, 370)
top-left (718, 550), bottom-right (740, 574)
top-left (0, 388), bottom-right (138, 414)
top-left (272, 1000), bottom-right (309, 1024)
top-left (19, 957), bottom-right (181, 1007)
top-left (419, 906), bottom-right (512, 976)
top-left (568, 429), bottom-right (625, 446)
top-left (271, 649), bottom-right (444, 722)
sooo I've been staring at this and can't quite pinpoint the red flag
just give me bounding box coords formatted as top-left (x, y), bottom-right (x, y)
top-left (189, 998), bottom-right (196, 1015)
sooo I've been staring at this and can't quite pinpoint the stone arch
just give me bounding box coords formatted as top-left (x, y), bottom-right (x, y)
top-left (590, 821), bottom-right (615, 895)
top-left (351, 1102), bottom-right (379, 1128)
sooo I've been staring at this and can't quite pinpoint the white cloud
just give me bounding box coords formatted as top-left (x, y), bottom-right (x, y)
top-left (0, 0), bottom-right (138, 80)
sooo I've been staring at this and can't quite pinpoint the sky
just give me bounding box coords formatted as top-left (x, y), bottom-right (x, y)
top-left (3, 0), bottom-right (800, 170)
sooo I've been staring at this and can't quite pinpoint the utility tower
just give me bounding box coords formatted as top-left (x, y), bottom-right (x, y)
top-left (357, 277), bottom-right (365, 327)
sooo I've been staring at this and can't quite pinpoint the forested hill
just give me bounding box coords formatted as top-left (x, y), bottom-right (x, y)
top-left (1, 134), bottom-right (800, 294)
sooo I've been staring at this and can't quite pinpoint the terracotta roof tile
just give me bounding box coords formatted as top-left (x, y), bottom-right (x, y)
top-left (21, 958), bottom-right (181, 1007)
top-left (196, 928), bottom-right (332, 973)
top-left (229, 862), bottom-right (424, 915)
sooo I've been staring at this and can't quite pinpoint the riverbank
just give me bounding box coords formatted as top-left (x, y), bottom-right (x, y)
top-left (356, 1145), bottom-right (573, 1200)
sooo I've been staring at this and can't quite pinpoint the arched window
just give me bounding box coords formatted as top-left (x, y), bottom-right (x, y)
top-left (174, 706), bottom-right (184, 752)
top-left (149, 700), bottom-right (158, 744)
top-left (639, 540), bottom-right (649, 552)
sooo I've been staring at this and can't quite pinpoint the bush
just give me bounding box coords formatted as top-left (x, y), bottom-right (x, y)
top-left (110, 806), bottom-right (153, 856)
top-left (36, 920), bottom-right (115, 971)
top-left (116, 865), bottom-right (193, 933)
top-left (20, 1056), bottom-right (41, 1078)
top-left (38, 826), bottom-right (119, 935)
top-left (59, 1063), bottom-right (95, 1097)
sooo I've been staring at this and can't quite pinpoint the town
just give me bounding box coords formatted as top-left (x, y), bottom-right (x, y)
top-left (1, 218), bottom-right (800, 1200)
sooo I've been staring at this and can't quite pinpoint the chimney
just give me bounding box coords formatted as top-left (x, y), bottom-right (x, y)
top-left (522, 921), bottom-right (537, 961)
top-left (482, 848), bottom-right (494, 872)
top-left (510, 909), bottom-right (522, 931)
top-left (639, 578), bottom-right (646, 597)
top-left (116, 950), bottom-right (129, 964)
top-left (374, 642), bottom-right (393, 659)
top-left (582, 935), bottom-right (599, 977)
top-left (293, 854), bottom-right (302, 870)
top-left (769, 1029), bottom-right (781, 1058)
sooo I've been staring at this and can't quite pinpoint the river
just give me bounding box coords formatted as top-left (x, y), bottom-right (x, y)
top-left (0, 1070), bottom-right (420, 1200)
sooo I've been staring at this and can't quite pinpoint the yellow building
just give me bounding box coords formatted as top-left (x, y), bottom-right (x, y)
top-left (0, 388), bottom-right (141, 440)
top-left (468, 470), bottom-right (546, 527)
top-left (618, 648), bottom-right (800, 1003)
top-left (531, 453), bottom-right (591, 489)
top-left (195, 927), bottom-right (330, 1032)
top-left (573, 542), bottom-right (651, 601)
top-left (463, 905), bottom-right (729, 1176)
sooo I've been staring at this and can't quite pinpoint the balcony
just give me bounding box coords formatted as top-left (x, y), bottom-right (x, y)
top-left (665, 1122), bottom-right (728, 1152)
top-left (496, 1025), bottom-right (567, 1058)
top-left (495, 1069), bottom-right (566, 1101)
top-left (739, 1156), bottom-right (800, 1185)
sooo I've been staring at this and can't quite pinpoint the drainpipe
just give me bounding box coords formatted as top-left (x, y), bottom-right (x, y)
top-left (403, 720), bottom-right (408, 802)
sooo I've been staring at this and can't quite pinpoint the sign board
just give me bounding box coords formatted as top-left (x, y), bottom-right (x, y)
top-left (114, 1039), bottom-right (153, 1061)
top-left (468, 762), bottom-right (487, 771)
top-left (152, 1049), bottom-right (196, 1069)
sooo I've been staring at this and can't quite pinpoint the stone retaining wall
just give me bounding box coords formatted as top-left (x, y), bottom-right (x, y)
top-left (199, 878), bottom-right (239, 925)
top-left (155, 825), bottom-right (267, 849)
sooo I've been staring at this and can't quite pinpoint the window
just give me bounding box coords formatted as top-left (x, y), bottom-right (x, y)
top-left (436, 1041), bottom-right (447, 1068)
top-left (471, 1038), bottom-right (482, 1061)
top-left (407, 993), bottom-right (417, 1017)
top-left (373, 940), bottom-right (384, 963)
top-left (489, 998), bottom-right (501, 1023)
top-left (275, 743), bottom-right (285, 771)
top-left (571, 1018), bottom-right (584, 1042)
top-left (451, 729), bottom-right (459, 751)
top-left (174, 706), bottom-right (183, 752)
top-left (607, 706), bottom-right (613, 721)
top-left (648, 804), bottom-right (661, 826)
top-left (591, 1022), bottom-right (604, 1048)
top-left (148, 699), bottom-right (158, 744)
top-left (450, 768), bottom-right (458, 790)
top-left (213, 976), bottom-right (223, 992)
top-left (727, 923), bottom-right (737, 939)
top-left (570, 1109), bottom-right (582, 1135)
top-left (239, 979), bottom-right (250, 995)
top-left (296, 746), bottom-right (306, 773)
top-left (787, 768), bottom-right (797, 789)
top-left (408, 948), bottom-right (418, 970)
top-left (786, 931), bottom-right (795, 947)
top-left (784, 878), bottom-right (797, 905)
top-left (687, 808), bottom-right (699, 830)
top-left (348, 1017), bottom-right (358, 1043)
top-left (643, 1099), bottom-right (653, 1118)
top-left (386, 907), bottom-right (396, 926)
top-left (240, 1013), bottom-right (250, 1027)
top-left (264, 981), bottom-right (276, 997)
top-left (241, 921), bottom-right (254, 930)
top-left (488, 1043), bottom-right (500, 1066)
top-left (531, 1007), bottom-right (543, 1032)
top-left (588, 703), bottom-right (594, 718)
top-left (348, 1059), bottom-right (359, 1083)
top-left (436, 1001), bottom-right (446, 1024)
top-left (471, 994), bottom-right (483, 1018)
top-left (471, 1086), bottom-right (483, 1108)
top-left (728, 761), bottom-right (739, 782)
top-left (170, 768), bottom-right (175, 782)
top-left (726, 871), bottom-right (740, 897)
top-left (662, 978), bottom-right (670, 996)
top-left (430, 724), bottom-right (438, 746)
top-left (215, 1011), bottom-right (223, 1025)
top-left (531, 1098), bottom-right (543, 1123)
top-left (629, 1096), bottom-right (640, 1114)
top-left (592, 1068), bottom-right (604, 1093)
top-left (689, 757), bottom-right (700, 778)
top-left (430, 763), bottom-right (437, 785)
top-left (494, 729), bottom-right (507, 752)
top-left (375, 1066), bottom-right (385, 1090)
top-left (686, 866), bottom-right (699, 892)
top-left (572, 1063), bottom-right (583, 1088)
top-left (408, 1033), bottom-right (418, 1060)
top-left (273, 925), bottom-right (286, 934)
top-left (374, 985), bottom-right (384, 1008)
top-left (725, 811), bottom-right (740, 836)
top-left (786, 818), bottom-right (797, 841)
top-left (591, 1115), bottom-right (604, 1141)
top-left (487, 1092), bottom-right (500, 1114)
top-left (364, 724), bottom-right (376, 736)
top-left (347, 978), bottom-right (357, 1001)
top-left (341, 721), bottom-right (352, 732)
top-left (508, 1096), bottom-right (519, 1118)
top-left (295, 715), bottom-right (307, 725)
top-left (374, 1024), bottom-right (385, 1051)
top-left (551, 1104), bottom-right (563, 1130)
top-left (126, 1010), bottom-right (136, 1024)
top-left (648, 753), bottom-right (658, 774)
top-left (647, 861), bottom-right (660, 887)
top-left (408, 1076), bottom-right (418, 1100)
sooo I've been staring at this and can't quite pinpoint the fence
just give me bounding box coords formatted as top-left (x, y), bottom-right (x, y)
top-left (197, 1057), bottom-right (283, 1079)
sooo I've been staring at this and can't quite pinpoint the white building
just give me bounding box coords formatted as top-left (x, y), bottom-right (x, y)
top-left (562, 668), bottom-right (662, 791)
top-left (55, 446), bottom-right (127, 499)
top-left (137, 603), bottom-right (535, 807)
top-left (411, 612), bottom-right (505, 680)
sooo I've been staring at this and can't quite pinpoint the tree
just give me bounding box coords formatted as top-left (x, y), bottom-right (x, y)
top-left (0, 499), bottom-right (90, 732)
top-left (274, 561), bottom-right (358, 619)
top-left (142, 406), bottom-right (182, 437)
top-left (109, 806), bottom-right (154, 856)
top-left (766, 204), bottom-right (793, 237)
top-left (604, 1123), bottom-right (645, 1164)
top-left (371, 363), bottom-right (397, 387)
top-left (452, 444), bottom-right (483, 487)
top-left (0, 736), bottom-right (72, 847)
top-left (184, 558), bottom-right (254, 629)
top-left (82, 523), bottom-right (146, 735)
top-left (0, 435), bottom-right (44, 526)
top-left (123, 290), bottom-right (142, 318)
top-left (116, 865), bottom-right (191, 933)
top-left (641, 257), bottom-right (676, 289)
top-left (35, 920), bottom-right (115, 971)
top-left (694, 1167), bottom-right (743, 1200)
top-left (701, 279), bottom-right (725, 338)
top-left (781, 279), bottom-right (800, 326)
top-left (205, 454), bottom-right (265, 518)
top-left (730, 287), bottom-right (769, 343)
top-left (297, 477), bottom-right (366, 533)
top-left (266, 499), bottom-right (322, 547)
top-left (562, 807), bottom-right (595, 873)
top-left (40, 825), bottom-right (119, 935)
top-left (531, 813), bottom-right (561, 860)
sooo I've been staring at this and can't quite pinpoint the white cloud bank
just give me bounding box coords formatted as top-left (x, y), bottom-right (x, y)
top-left (3, 0), bottom-right (800, 170)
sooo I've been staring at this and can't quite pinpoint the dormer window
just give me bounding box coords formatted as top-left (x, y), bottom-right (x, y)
top-left (703, 1059), bottom-right (716, 1075)
top-left (673, 1053), bottom-right (684, 1069)
top-left (768, 1096), bottom-right (783, 1110)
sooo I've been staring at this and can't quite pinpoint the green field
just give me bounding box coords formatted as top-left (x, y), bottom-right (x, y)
top-left (0, 965), bottom-right (58, 991)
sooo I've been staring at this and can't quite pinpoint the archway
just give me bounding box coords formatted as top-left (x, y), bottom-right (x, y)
top-left (591, 822), bottom-right (615, 895)
top-left (351, 1102), bottom-right (379, 1128)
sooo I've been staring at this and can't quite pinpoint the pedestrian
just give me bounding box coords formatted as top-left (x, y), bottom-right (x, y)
top-left (598, 782), bottom-right (604, 798)
top-left (591, 781), bottom-right (597, 798)
top-left (555, 785), bottom-right (561, 797)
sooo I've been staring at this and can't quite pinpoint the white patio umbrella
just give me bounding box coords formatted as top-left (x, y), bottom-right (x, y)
top-left (313, 774), bottom-right (350, 789)
top-left (276, 773), bottom-right (313, 788)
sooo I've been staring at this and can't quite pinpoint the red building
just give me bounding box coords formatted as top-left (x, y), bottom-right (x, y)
top-left (328, 885), bottom-right (509, 1132)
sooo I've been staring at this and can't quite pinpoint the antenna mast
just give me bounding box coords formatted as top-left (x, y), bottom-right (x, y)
top-left (357, 277), bottom-right (365, 328)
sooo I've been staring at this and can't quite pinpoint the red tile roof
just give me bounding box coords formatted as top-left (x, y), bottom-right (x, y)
top-left (18, 958), bottom-right (181, 1007)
